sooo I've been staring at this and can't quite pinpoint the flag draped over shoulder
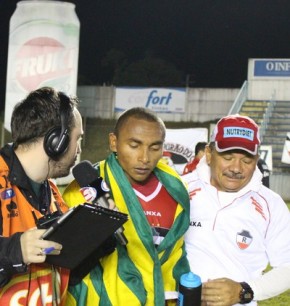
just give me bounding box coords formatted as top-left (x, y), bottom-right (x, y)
top-left (63, 153), bottom-right (190, 306)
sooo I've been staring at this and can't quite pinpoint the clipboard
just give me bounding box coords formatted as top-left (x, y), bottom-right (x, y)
top-left (41, 203), bottom-right (128, 269)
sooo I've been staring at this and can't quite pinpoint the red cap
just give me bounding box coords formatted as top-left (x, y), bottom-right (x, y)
top-left (211, 114), bottom-right (260, 155)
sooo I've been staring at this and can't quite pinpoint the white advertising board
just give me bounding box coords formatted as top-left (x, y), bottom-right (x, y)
top-left (115, 87), bottom-right (186, 113)
top-left (163, 128), bottom-right (208, 174)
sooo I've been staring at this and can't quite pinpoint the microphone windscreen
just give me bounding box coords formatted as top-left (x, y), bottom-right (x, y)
top-left (72, 160), bottom-right (99, 187)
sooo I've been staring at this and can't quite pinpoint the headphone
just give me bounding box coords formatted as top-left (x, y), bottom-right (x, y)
top-left (43, 92), bottom-right (71, 159)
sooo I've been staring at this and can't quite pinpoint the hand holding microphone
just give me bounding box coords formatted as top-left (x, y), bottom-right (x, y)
top-left (72, 160), bottom-right (128, 245)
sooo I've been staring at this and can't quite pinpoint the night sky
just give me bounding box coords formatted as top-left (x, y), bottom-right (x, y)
top-left (1, 0), bottom-right (290, 110)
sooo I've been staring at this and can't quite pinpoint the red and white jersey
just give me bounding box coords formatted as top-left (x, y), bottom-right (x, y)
top-left (183, 158), bottom-right (290, 305)
top-left (132, 174), bottom-right (177, 246)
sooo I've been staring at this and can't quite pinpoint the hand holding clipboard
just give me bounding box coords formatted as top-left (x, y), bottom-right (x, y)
top-left (41, 203), bottom-right (128, 269)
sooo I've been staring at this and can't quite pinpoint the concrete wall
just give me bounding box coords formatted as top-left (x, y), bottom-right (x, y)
top-left (185, 88), bottom-right (240, 122)
top-left (271, 174), bottom-right (290, 201)
top-left (247, 59), bottom-right (290, 101)
top-left (77, 86), bottom-right (115, 119)
top-left (248, 80), bottom-right (290, 101)
top-left (77, 86), bottom-right (239, 122)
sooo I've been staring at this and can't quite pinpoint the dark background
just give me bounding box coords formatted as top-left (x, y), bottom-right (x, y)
top-left (1, 0), bottom-right (290, 111)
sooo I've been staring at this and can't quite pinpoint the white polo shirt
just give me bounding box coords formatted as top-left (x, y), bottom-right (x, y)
top-left (183, 158), bottom-right (290, 305)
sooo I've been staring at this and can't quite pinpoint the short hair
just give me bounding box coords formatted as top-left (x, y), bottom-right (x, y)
top-left (195, 142), bottom-right (207, 156)
top-left (114, 107), bottom-right (166, 139)
top-left (11, 87), bottom-right (79, 148)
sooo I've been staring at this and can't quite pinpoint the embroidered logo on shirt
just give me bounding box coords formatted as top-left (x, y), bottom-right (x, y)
top-left (236, 230), bottom-right (253, 250)
top-left (251, 197), bottom-right (266, 220)
top-left (189, 188), bottom-right (201, 199)
top-left (144, 210), bottom-right (162, 217)
top-left (189, 221), bottom-right (202, 227)
top-left (6, 200), bottom-right (19, 218)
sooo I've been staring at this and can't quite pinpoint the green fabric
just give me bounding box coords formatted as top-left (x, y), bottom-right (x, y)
top-left (68, 153), bottom-right (190, 306)
top-left (103, 153), bottom-right (190, 305)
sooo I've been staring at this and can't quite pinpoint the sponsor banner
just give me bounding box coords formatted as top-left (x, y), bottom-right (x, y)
top-left (162, 128), bottom-right (208, 174)
top-left (115, 87), bottom-right (186, 113)
top-left (14, 37), bottom-right (77, 92)
top-left (253, 59), bottom-right (290, 78)
top-left (282, 133), bottom-right (290, 164)
top-left (4, 1), bottom-right (80, 131)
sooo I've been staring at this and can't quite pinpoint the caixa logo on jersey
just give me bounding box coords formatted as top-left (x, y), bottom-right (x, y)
top-left (15, 37), bottom-right (77, 91)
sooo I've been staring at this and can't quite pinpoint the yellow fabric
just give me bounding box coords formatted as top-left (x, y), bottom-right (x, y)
top-left (63, 179), bottom-right (85, 208)
top-left (63, 156), bottom-right (190, 306)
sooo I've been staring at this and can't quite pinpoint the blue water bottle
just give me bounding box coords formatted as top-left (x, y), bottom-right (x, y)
top-left (177, 272), bottom-right (202, 306)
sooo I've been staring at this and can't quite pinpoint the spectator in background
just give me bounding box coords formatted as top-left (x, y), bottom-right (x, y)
top-left (257, 158), bottom-right (270, 188)
top-left (183, 114), bottom-right (290, 305)
top-left (0, 87), bottom-right (83, 305)
top-left (183, 141), bottom-right (207, 174)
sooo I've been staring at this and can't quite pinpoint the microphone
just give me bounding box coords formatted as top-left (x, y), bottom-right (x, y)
top-left (72, 160), bottom-right (128, 245)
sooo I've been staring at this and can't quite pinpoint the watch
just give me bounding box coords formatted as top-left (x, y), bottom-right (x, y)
top-left (239, 282), bottom-right (254, 304)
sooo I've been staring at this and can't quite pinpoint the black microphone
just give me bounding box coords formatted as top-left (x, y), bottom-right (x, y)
top-left (72, 160), bottom-right (128, 245)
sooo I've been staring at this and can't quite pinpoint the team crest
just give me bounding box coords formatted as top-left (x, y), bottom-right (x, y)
top-left (236, 230), bottom-right (253, 250)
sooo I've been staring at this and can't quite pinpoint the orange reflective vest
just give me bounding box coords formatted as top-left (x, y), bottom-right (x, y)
top-left (0, 156), bottom-right (69, 306)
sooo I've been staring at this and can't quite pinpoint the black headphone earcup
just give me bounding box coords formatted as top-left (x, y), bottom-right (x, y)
top-left (44, 127), bottom-right (69, 159)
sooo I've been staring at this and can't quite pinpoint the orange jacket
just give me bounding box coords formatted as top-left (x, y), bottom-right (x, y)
top-left (0, 153), bottom-right (69, 306)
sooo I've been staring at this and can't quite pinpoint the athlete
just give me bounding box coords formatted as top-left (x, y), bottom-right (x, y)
top-left (63, 107), bottom-right (190, 306)
top-left (0, 87), bottom-right (83, 305)
top-left (183, 114), bottom-right (290, 306)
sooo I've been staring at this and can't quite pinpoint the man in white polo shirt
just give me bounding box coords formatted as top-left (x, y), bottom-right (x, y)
top-left (183, 114), bottom-right (290, 305)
